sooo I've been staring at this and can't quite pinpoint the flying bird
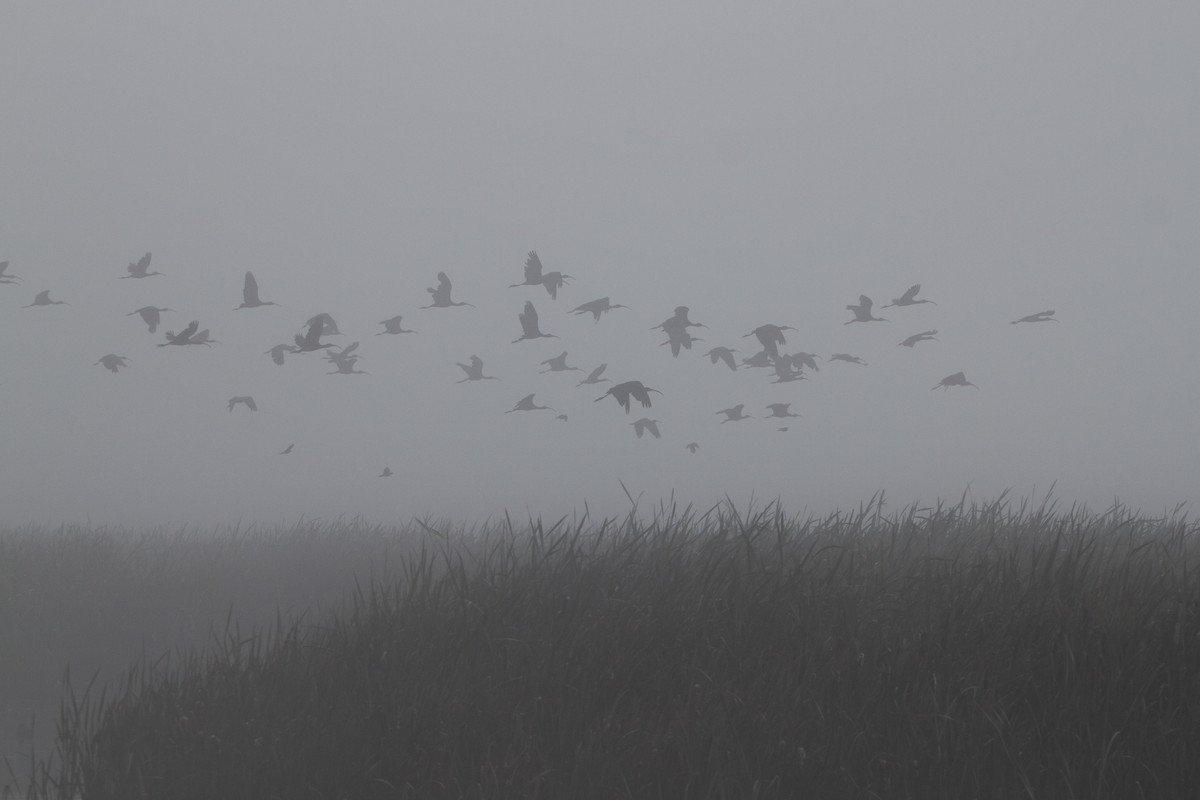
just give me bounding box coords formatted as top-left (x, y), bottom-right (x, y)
top-left (1011, 310), bottom-right (1058, 324)
top-left (513, 300), bottom-right (557, 342)
top-left (829, 353), bottom-right (867, 365)
top-left (127, 306), bottom-right (174, 333)
top-left (120, 252), bottom-right (161, 279)
top-left (280, 444), bottom-right (294, 455)
top-left (456, 355), bottom-right (499, 382)
top-left (507, 393), bottom-right (555, 413)
top-left (0, 261), bottom-right (22, 283)
top-left (770, 357), bottom-right (806, 383)
top-left (556, 414), bottom-right (569, 422)
top-left (932, 371), bottom-right (978, 390)
top-left (188, 328), bottom-right (218, 346)
top-left (423, 272), bottom-right (473, 308)
top-left (329, 357), bottom-right (369, 375)
top-left (23, 290), bottom-right (69, 308)
top-left (595, 380), bottom-right (662, 413)
top-left (882, 285), bottom-right (935, 308)
top-left (227, 396), bottom-right (258, 412)
top-left (717, 404), bottom-right (751, 422)
top-left (380, 467), bottom-right (393, 478)
top-left (377, 315), bottom-right (416, 335)
top-left (159, 320), bottom-right (200, 347)
top-left (686, 442), bottom-right (700, 453)
top-left (704, 347), bottom-right (739, 371)
top-left (741, 350), bottom-right (774, 369)
top-left (512, 251), bottom-right (572, 298)
top-left (294, 317), bottom-right (335, 352)
top-left (234, 271), bottom-right (278, 309)
top-left (844, 295), bottom-right (887, 324)
top-left (631, 418), bottom-right (662, 439)
top-left (540, 351), bottom-right (581, 373)
top-left (744, 324), bottom-right (796, 359)
top-left (766, 402), bottom-right (800, 419)
top-left (899, 330), bottom-right (939, 347)
top-left (570, 297), bottom-right (629, 322)
top-left (576, 363), bottom-right (609, 386)
top-left (95, 354), bottom-right (131, 373)
top-left (266, 344), bottom-right (298, 365)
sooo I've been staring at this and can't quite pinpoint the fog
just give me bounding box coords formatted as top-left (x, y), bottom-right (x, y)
top-left (3, 4), bottom-right (1198, 527)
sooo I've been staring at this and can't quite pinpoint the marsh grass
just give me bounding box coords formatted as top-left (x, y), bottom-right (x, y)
top-left (7, 495), bottom-right (1200, 798)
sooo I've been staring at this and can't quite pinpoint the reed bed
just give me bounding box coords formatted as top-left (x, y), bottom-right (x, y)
top-left (7, 495), bottom-right (1200, 799)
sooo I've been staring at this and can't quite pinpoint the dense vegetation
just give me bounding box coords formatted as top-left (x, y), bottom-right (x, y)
top-left (6, 496), bottom-right (1200, 798)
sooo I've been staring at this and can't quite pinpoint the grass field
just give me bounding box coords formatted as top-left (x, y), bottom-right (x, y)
top-left (3, 494), bottom-right (1198, 798)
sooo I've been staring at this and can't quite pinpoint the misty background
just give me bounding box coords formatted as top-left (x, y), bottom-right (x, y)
top-left (2, 3), bottom-right (1197, 527)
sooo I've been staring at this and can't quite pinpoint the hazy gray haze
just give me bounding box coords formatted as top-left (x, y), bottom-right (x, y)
top-left (3, 3), bottom-right (1198, 526)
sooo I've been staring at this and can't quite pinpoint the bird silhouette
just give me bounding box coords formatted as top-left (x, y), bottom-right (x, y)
top-left (234, 271), bottom-right (278, 309)
top-left (280, 444), bottom-right (294, 455)
top-left (882, 285), bottom-right (935, 308)
top-left (120, 252), bottom-right (161, 279)
top-left (932, 371), bottom-right (978, 390)
top-left (423, 272), bottom-right (473, 308)
top-left (23, 290), bottom-right (69, 308)
top-left (540, 351), bottom-right (581, 373)
top-left (717, 404), bottom-right (751, 422)
top-left (766, 402), bottom-right (800, 418)
top-left (576, 363), bottom-right (609, 386)
top-left (0, 261), bottom-right (22, 283)
top-left (704, 347), bottom-right (739, 371)
top-left (512, 251), bottom-right (572, 298)
top-left (844, 295), bottom-right (887, 324)
top-left (159, 320), bottom-right (200, 346)
top-left (187, 328), bottom-right (218, 346)
top-left (661, 328), bottom-right (702, 356)
top-left (507, 393), bottom-right (554, 412)
top-left (686, 442), bottom-right (700, 453)
top-left (570, 297), bottom-right (629, 322)
top-left (1011, 310), bottom-right (1058, 324)
top-left (899, 330), bottom-right (939, 347)
top-left (511, 251), bottom-right (548, 287)
top-left (227, 396), bottom-right (258, 412)
top-left (744, 324), bottom-right (796, 359)
top-left (377, 315), bottom-right (416, 335)
top-left (556, 414), bottom-right (569, 421)
top-left (596, 380), bottom-right (662, 413)
top-left (380, 466), bottom-right (393, 478)
top-left (95, 354), bottom-right (131, 373)
top-left (456, 355), bottom-right (499, 383)
top-left (127, 306), bottom-right (174, 333)
top-left (631, 418), bottom-right (662, 439)
top-left (513, 300), bottom-right (557, 342)
top-left (829, 353), bottom-right (867, 365)
top-left (294, 318), bottom-right (335, 352)
top-left (329, 357), bottom-right (369, 375)
top-left (456, 357), bottom-right (499, 383)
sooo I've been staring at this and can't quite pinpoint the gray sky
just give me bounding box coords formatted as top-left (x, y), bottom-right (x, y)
top-left (3, 4), bottom-right (1198, 527)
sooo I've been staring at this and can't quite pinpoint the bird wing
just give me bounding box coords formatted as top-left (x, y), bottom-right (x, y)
top-left (901, 285), bottom-right (919, 302)
top-left (859, 295), bottom-right (873, 312)
top-left (34, 290), bottom-right (50, 303)
top-left (177, 320), bottom-right (199, 340)
top-left (243, 271), bottom-right (259, 304)
top-left (524, 251), bottom-right (543, 282)
top-left (302, 320), bottom-right (322, 348)
top-left (520, 301), bottom-right (539, 335)
top-left (245, 398), bottom-right (258, 411)
top-left (589, 363), bottom-right (607, 380)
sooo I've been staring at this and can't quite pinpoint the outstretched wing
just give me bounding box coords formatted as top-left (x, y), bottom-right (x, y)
top-left (900, 284), bottom-right (920, 302)
top-left (302, 319), bottom-right (323, 348)
top-left (587, 363), bottom-right (607, 380)
top-left (524, 251), bottom-right (544, 283)
top-left (245, 397), bottom-right (258, 411)
top-left (243, 271), bottom-right (259, 304)
top-left (859, 295), bottom-right (873, 312)
top-left (177, 320), bottom-right (199, 341)
top-left (520, 301), bottom-right (539, 336)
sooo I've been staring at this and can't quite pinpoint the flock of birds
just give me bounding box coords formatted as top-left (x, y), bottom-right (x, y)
top-left (5, 252), bottom-right (1058, 477)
